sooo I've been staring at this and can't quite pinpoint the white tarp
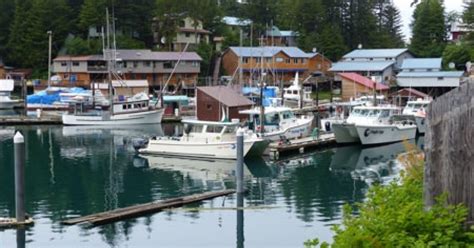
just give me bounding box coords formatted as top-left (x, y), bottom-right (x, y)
top-left (93, 80), bottom-right (149, 90)
top-left (0, 79), bottom-right (14, 92)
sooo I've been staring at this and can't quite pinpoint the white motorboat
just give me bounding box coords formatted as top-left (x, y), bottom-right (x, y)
top-left (0, 79), bottom-right (21, 109)
top-left (136, 120), bottom-right (267, 160)
top-left (283, 72), bottom-right (312, 106)
top-left (402, 99), bottom-right (430, 134)
top-left (62, 92), bottom-right (164, 125)
top-left (355, 116), bottom-right (417, 145)
top-left (239, 106), bottom-right (314, 141)
top-left (332, 105), bottom-right (401, 144)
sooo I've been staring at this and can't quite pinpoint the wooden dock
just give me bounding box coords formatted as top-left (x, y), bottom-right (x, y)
top-left (62, 189), bottom-right (236, 226)
top-left (0, 116), bottom-right (62, 125)
top-left (0, 217), bottom-right (34, 229)
top-left (268, 133), bottom-right (336, 160)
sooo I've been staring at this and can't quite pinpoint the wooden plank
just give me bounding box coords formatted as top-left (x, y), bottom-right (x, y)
top-left (62, 190), bottom-right (236, 226)
top-left (425, 82), bottom-right (474, 222)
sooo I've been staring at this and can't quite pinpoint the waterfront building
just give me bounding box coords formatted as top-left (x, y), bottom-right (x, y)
top-left (52, 49), bottom-right (202, 91)
top-left (221, 46), bottom-right (331, 85)
top-left (330, 48), bottom-right (414, 84)
top-left (196, 86), bottom-right (254, 122)
top-left (396, 58), bottom-right (464, 96)
top-left (153, 17), bottom-right (211, 52)
top-left (263, 26), bottom-right (298, 47)
top-left (339, 72), bottom-right (389, 101)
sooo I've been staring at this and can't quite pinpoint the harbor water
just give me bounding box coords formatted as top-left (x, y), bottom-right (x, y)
top-left (0, 125), bottom-right (423, 247)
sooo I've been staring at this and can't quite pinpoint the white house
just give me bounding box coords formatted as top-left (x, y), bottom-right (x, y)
top-left (330, 48), bottom-right (414, 84)
top-left (397, 58), bottom-right (464, 95)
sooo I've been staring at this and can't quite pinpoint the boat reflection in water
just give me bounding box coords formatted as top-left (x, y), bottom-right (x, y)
top-left (330, 137), bottom-right (424, 185)
top-left (136, 154), bottom-right (257, 191)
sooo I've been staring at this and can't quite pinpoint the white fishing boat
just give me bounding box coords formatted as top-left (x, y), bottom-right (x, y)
top-left (402, 99), bottom-right (430, 134)
top-left (62, 11), bottom-right (163, 126)
top-left (239, 106), bottom-right (314, 141)
top-left (0, 79), bottom-right (21, 109)
top-left (355, 116), bottom-right (417, 145)
top-left (332, 105), bottom-right (401, 144)
top-left (136, 120), bottom-right (267, 160)
top-left (283, 72), bottom-right (312, 105)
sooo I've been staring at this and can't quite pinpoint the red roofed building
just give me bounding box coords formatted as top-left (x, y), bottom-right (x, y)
top-left (339, 72), bottom-right (389, 101)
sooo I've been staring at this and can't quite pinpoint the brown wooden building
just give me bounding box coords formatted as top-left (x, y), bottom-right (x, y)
top-left (52, 50), bottom-right (201, 91)
top-left (196, 86), bottom-right (254, 122)
top-left (339, 72), bottom-right (389, 101)
top-left (222, 46), bottom-right (331, 86)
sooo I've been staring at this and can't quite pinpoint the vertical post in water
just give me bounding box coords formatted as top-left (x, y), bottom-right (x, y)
top-left (14, 131), bottom-right (25, 223)
top-left (236, 191), bottom-right (244, 248)
top-left (236, 128), bottom-right (244, 194)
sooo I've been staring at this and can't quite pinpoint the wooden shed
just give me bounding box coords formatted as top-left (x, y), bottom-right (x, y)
top-left (339, 72), bottom-right (389, 101)
top-left (196, 86), bottom-right (254, 122)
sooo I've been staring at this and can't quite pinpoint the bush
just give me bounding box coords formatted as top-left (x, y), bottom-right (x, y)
top-left (306, 143), bottom-right (474, 247)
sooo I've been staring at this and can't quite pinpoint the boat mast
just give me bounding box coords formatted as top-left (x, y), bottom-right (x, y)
top-left (259, 36), bottom-right (265, 135)
top-left (105, 8), bottom-right (114, 115)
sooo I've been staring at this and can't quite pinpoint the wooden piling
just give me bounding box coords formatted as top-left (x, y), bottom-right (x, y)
top-left (62, 189), bottom-right (236, 226)
top-left (424, 82), bottom-right (474, 223)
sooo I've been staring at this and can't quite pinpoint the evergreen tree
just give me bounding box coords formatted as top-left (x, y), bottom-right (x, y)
top-left (0, 0), bottom-right (15, 59)
top-left (463, 2), bottom-right (474, 44)
top-left (372, 0), bottom-right (405, 48)
top-left (6, 0), bottom-right (33, 67)
top-left (410, 0), bottom-right (446, 57)
top-left (78, 0), bottom-right (106, 35)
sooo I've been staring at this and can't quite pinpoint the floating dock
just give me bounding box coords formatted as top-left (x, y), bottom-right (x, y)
top-left (268, 133), bottom-right (336, 160)
top-left (0, 217), bottom-right (34, 228)
top-left (0, 116), bottom-right (62, 125)
top-left (62, 189), bottom-right (236, 226)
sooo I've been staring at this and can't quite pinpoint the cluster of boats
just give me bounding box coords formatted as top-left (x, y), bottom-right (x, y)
top-left (322, 98), bottom-right (429, 146)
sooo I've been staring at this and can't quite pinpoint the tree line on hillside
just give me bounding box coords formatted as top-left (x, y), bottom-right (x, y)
top-left (0, 0), bottom-right (471, 78)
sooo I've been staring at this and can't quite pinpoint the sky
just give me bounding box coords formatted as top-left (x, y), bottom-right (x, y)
top-left (394, 0), bottom-right (465, 42)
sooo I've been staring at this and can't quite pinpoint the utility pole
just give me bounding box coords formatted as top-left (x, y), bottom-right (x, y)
top-left (47, 31), bottom-right (52, 88)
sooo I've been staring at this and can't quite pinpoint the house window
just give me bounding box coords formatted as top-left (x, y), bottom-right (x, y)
top-left (142, 74), bottom-right (146, 79)
top-left (185, 32), bottom-right (190, 38)
top-left (145, 61), bottom-right (151, 67)
top-left (293, 58), bottom-right (298, 64)
top-left (255, 57), bottom-right (261, 63)
top-left (301, 59), bottom-right (306, 64)
top-left (276, 58), bottom-right (283, 62)
top-left (409, 69), bottom-right (414, 72)
top-left (133, 62), bottom-right (138, 68)
top-left (124, 62), bottom-right (128, 68)
top-left (152, 74), bottom-right (157, 82)
top-left (192, 61), bottom-right (200, 67)
top-left (61, 62), bottom-right (67, 66)
top-left (207, 104), bottom-right (212, 110)
top-left (164, 61), bottom-right (174, 69)
top-left (437, 77), bottom-right (444, 80)
top-left (180, 20), bottom-right (185, 27)
top-left (369, 58), bottom-right (373, 61)
top-left (427, 69), bottom-right (432, 72)
top-left (72, 62), bottom-right (80, 67)
top-left (285, 59), bottom-right (290, 64)
top-left (243, 58), bottom-right (249, 64)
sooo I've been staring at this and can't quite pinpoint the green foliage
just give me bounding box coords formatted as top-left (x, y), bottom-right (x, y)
top-left (0, 0), bottom-right (15, 57)
top-left (195, 42), bottom-right (214, 77)
top-left (442, 44), bottom-right (471, 70)
top-left (463, 2), bottom-right (474, 45)
top-left (78, 0), bottom-right (105, 33)
top-left (410, 0), bottom-right (446, 57)
top-left (309, 146), bottom-right (474, 247)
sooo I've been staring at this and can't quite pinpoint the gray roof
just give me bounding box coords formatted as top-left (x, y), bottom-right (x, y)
top-left (330, 61), bottom-right (394, 72)
top-left (115, 49), bottom-right (202, 61)
top-left (401, 58), bottom-right (442, 70)
top-left (222, 16), bottom-right (252, 26)
top-left (343, 48), bottom-right (409, 59)
top-left (397, 71), bottom-right (464, 78)
top-left (229, 46), bottom-right (310, 58)
top-left (265, 26), bottom-right (297, 37)
top-left (198, 86), bottom-right (254, 107)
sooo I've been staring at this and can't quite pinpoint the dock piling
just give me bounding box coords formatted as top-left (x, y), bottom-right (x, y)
top-left (14, 132), bottom-right (25, 223)
top-left (236, 128), bottom-right (244, 194)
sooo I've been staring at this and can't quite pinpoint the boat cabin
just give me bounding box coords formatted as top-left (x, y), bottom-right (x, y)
top-left (239, 107), bottom-right (297, 133)
top-left (402, 99), bottom-right (430, 115)
top-left (347, 106), bottom-right (401, 124)
top-left (182, 120), bottom-right (241, 142)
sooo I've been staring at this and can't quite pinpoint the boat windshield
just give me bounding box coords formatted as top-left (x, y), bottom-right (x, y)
top-left (358, 109), bottom-right (370, 116)
top-left (368, 109), bottom-right (381, 117)
top-left (224, 126), bottom-right (237, 134)
top-left (281, 111), bottom-right (295, 120)
top-left (379, 110), bottom-right (390, 118)
top-left (206, 125), bottom-right (224, 133)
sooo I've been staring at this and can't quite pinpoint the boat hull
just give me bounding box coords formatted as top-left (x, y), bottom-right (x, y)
top-left (62, 109), bottom-right (164, 125)
top-left (139, 139), bottom-right (258, 160)
top-left (262, 116), bottom-right (314, 141)
top-left (0, 100), bottom-right (21, 109)
top-left (355, 124), bottom-right (417, 146)
top-left (332, 123), bottom-right (360, 144)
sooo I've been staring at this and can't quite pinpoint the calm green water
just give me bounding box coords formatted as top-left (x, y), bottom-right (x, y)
top-left (0, 125), bottom-right (423, 247)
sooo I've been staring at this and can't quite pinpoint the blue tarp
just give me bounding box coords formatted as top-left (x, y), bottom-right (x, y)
top-left (242, 87), bottom-right (277, 107)
top-left (27, 87), bottom-right (87, 105)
